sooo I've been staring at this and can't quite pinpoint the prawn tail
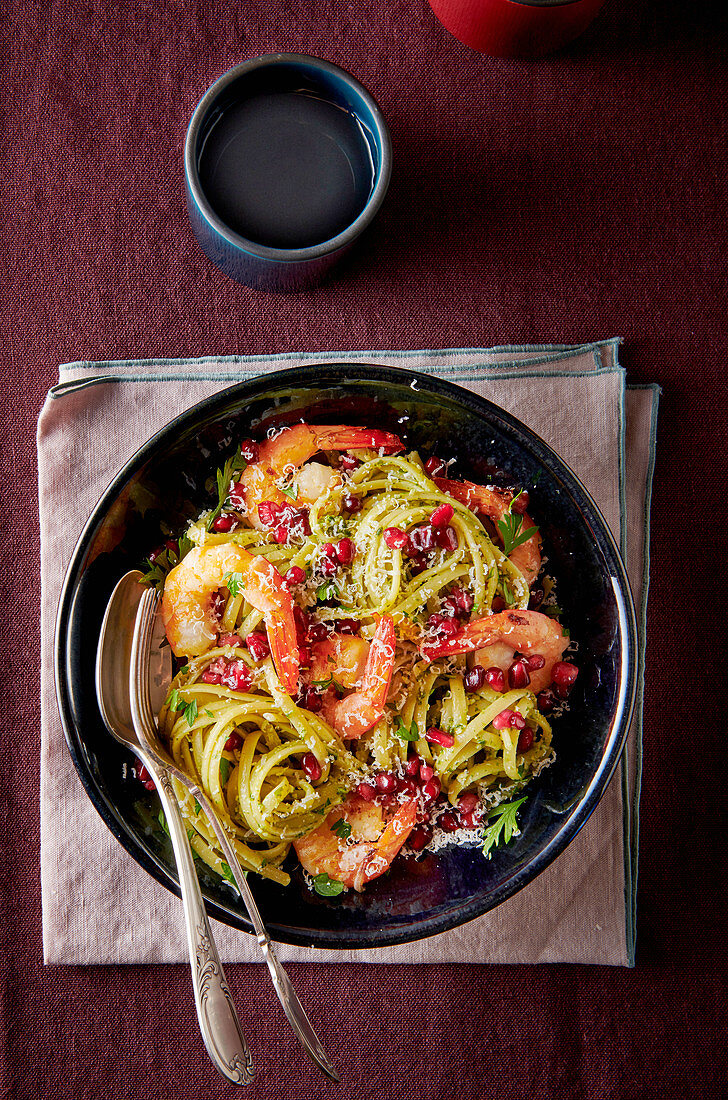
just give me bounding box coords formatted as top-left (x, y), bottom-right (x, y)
top-left (362, 614), bottom-right (396, 706)
top-left (266, 611), bottom-right (300, 696)
top-left (316, 426), bottom-right (405, 455)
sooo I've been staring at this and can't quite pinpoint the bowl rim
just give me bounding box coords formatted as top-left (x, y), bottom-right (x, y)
top-left (55, 362), bottom-right (638, 948)
top-left (184, 53), bottom-right (393, 263)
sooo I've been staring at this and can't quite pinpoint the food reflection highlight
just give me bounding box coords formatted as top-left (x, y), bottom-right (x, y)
top-left (143, 424), bottom-right (578, 895)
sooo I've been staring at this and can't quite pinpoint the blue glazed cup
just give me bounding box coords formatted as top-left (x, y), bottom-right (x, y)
top-left (184, 54), bottom-right (392, 292)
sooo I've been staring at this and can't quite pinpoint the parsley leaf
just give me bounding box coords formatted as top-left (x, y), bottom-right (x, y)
top-left (219, 758), bottom-right (233, 785)
top-left (223, 570), bottom-right (245, 598)
top-left (312, 872), bottom-right (345, 896)
top-left (497, 511), bottom-right (538, 558)
top-left (158, 809), bottom-right (169, 836)
top-left (316, 580), bottom-right (338, 602)
top-left (220, 861), bottom-right (236, 885)
top-left (183, 700), bottom-right (198, 727)
top-left (309, 675), bottom-right (347, 693)
top-left (501, 577), bottom-right (516, 608)
top-left (279, 482), bottom-right (298, 501)
top-left (322, 514), bottom-right (350, 539)
top-left (481, 796), bottom-right (527, 860)
top-left (206, 448), bottom-right (248, 531)
top-left (394, 717), bottom-right (419, 742)
top-left (332, 818), bottom-right (352, 839)
top-left (165, 687), bottom-right (181, 712)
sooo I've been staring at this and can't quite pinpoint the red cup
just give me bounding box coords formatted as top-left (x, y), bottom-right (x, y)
top-left (428, 0), bottom-right (607, 59)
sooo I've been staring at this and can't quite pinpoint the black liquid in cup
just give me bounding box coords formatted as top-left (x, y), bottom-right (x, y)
top-left (198, 88), bottom-right (376, 250)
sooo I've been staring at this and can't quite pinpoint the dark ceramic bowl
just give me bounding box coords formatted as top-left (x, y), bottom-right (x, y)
top-left (184, 55), bottom-right (392, 291)
top-left (55, 365), bottom-right (637, 949)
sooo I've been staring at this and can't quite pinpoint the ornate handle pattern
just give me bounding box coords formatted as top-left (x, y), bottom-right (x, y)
top-left (146, 760), bottom-right (255, 1085)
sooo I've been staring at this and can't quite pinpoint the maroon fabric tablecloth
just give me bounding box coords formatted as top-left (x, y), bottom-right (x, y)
top-left (3, 1), bottom-right (727, 1097)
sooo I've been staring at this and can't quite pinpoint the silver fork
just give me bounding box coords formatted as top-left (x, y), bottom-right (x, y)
top-left (131, 586), bottom-right (340, 1083)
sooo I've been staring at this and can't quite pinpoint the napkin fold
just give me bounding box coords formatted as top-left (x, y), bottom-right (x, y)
top-left (38, 341), bottom-right (658, 966)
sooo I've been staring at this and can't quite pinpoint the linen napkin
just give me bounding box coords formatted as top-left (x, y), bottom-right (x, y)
top-left (38, 340), bottom-right (658, 966)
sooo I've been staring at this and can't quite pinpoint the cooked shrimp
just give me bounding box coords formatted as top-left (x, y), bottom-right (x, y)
top-left (420, 609), bottom-right (568, 694)
top-left (323, 615), bottom-right (396, 739)
top-left (161, 543), bottom-right (299, 693)
top-left (293, 793), bottom-right (417, 891)
top-left (308, 634), bottom-right (370, 690)
top-left (434, 476), bottom-right (541, 586)
top-left (238, 424), bottom-right (404, 528)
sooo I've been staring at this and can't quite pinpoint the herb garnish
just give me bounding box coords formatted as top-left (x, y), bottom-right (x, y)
top-left (332, 818), bottom-right (352, 839)
top-left (316, 581), bottom-right (338, 602)
top-left (312, 872), bottom-right (345, 896)
top-left (165, 689), bottom-right (198, 728)
top-left (394, 717), bottom-right (419, 742)
top-left (496, 494), bottom-right (538, 557)
top-left (310, 675), bottom-right (347, 694)
top-left (206, 448), bottom-right (248, 531)
top-left (481, 796), bottom-right (527, 860)
top-left (223, 570), bottom-right (245, 598)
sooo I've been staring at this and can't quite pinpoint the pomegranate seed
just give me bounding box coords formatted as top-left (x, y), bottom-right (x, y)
top-left (405, 756), bottom-right (421, 777)
top-left (452, 587), bottom-right (474, 614)
top-left (435, 525), bottom-right (459, 551)
top-left (165, 539), bottom-right (179, 554)
top-left (552, 661), bottom-right (578, 689)
top-left (307, 621), bottom-right (330, 643)
top-left (212, 513), bottom-right (235, 532)
top-left (224, 731), bottom-right (243, 752)
top-left (410, 524), bottom-right (436, 552)
top-left (298, 644), bottom-right (311, 668)
top-left (137, 764), bottom-right (151, 783)
top-left (321, 542), bottom-right (337, 559)
top-left (221, 659), bottom-right (252, 692)
top-left (293, 606), bottom-right (308, 643)
top-left (430, 503), bottom-right (454, 528)
top-left (376, 772), bottom-right (398, 793)
top-left (459, 810), bottom-right (477, 827)
top-left (458, 792), bottom-right (480, 813)
top-left (484, 667), bottom-right (506, 692)
top-left (427, 613), bottom-right (460, 639)
top-left (301, 752), bottom-right (322, 782)
top-left (408, 826), bottom-right (431, 851)
top-left (419, 763), bottom-right (435, 782)
top-left (318, 556), bottom-right (337, 576)
top-left (440, 596), bottom-right (459, 618)
top-left (239, 439), bottom-right (259, 462)
top-left (439, 811), bottom-right (459, 832)
top-left (518, 728), bottom-right (534, 753)
top-left (492, 709), bottom-right (517, 730)
top-left (464, 666), bottom-right (487, 692)
top-left (246, 631), bottom-right (270, 661)
top-left (218, 633), bottom-right (243, 647)
top-left (273, 524), bottom-right (289, 544)
top-left (525, 653), bottom-right (546, 671)
top-left (425, 726), bottom-right (455, 747)
top-left (258, 501), bottom-right (281, 527)
top-left (491, 596), bottom-right (506, 612)
top-left (200, 667), bottom-right (223, 684)
top-left (421, 778), bottom-right (441, 801)
top-left (337, 618), bottom-right (360, 635)
top-left (424, 456), bottom-right (446, 477)
top-left (143, 779), bottom-right (156, 791)
top-left (409, 555), bottom-right (427, 575)
top-left (537, 688), bottom-right (557, 713)
top-left (511, 490), bottom-right (529, 515)
top-left (148, 544), bottom-right (166, 563)
top-left (384, 527), bottom-right (409, 550)
top-left (528, 587), bottom-right (544, 610)
top-left (342, 492), bottom-right (362, 514)
top-left (303, 686), bottom-right (323, 713)
top-left (356, 781), bottom-right (377, 802)
top-left (508, 659), bottom-right (531, 689)
top-left (285, 565), bottom-right (306, 587)
top-left (335, 538), bottom-right (355, 565)
top-left (339, 453), bottom-right (360, 471)
top-left (397, 777), bottom-right (419, 797)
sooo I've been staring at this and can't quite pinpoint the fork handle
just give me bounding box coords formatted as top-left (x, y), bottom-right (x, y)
top-left (142, 752), bottom-right (254, 1085)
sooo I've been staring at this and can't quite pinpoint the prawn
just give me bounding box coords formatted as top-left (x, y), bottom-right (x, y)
top-left (238, 424), bottom-right (404, 528)
top-left (323, 615), bottom-right (396, 739)
top-left (434, 476), bottom-right (541, 586)
top-left (420, 609), bottom-right (569, 694)
top-left (294, 792), bottom-right (417, 891)
top-left (161, 543), bottom-right (300, 694)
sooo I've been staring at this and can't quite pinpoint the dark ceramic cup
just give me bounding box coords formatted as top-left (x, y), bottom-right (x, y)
top-left (184, 55), bottom-right (392, 292)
